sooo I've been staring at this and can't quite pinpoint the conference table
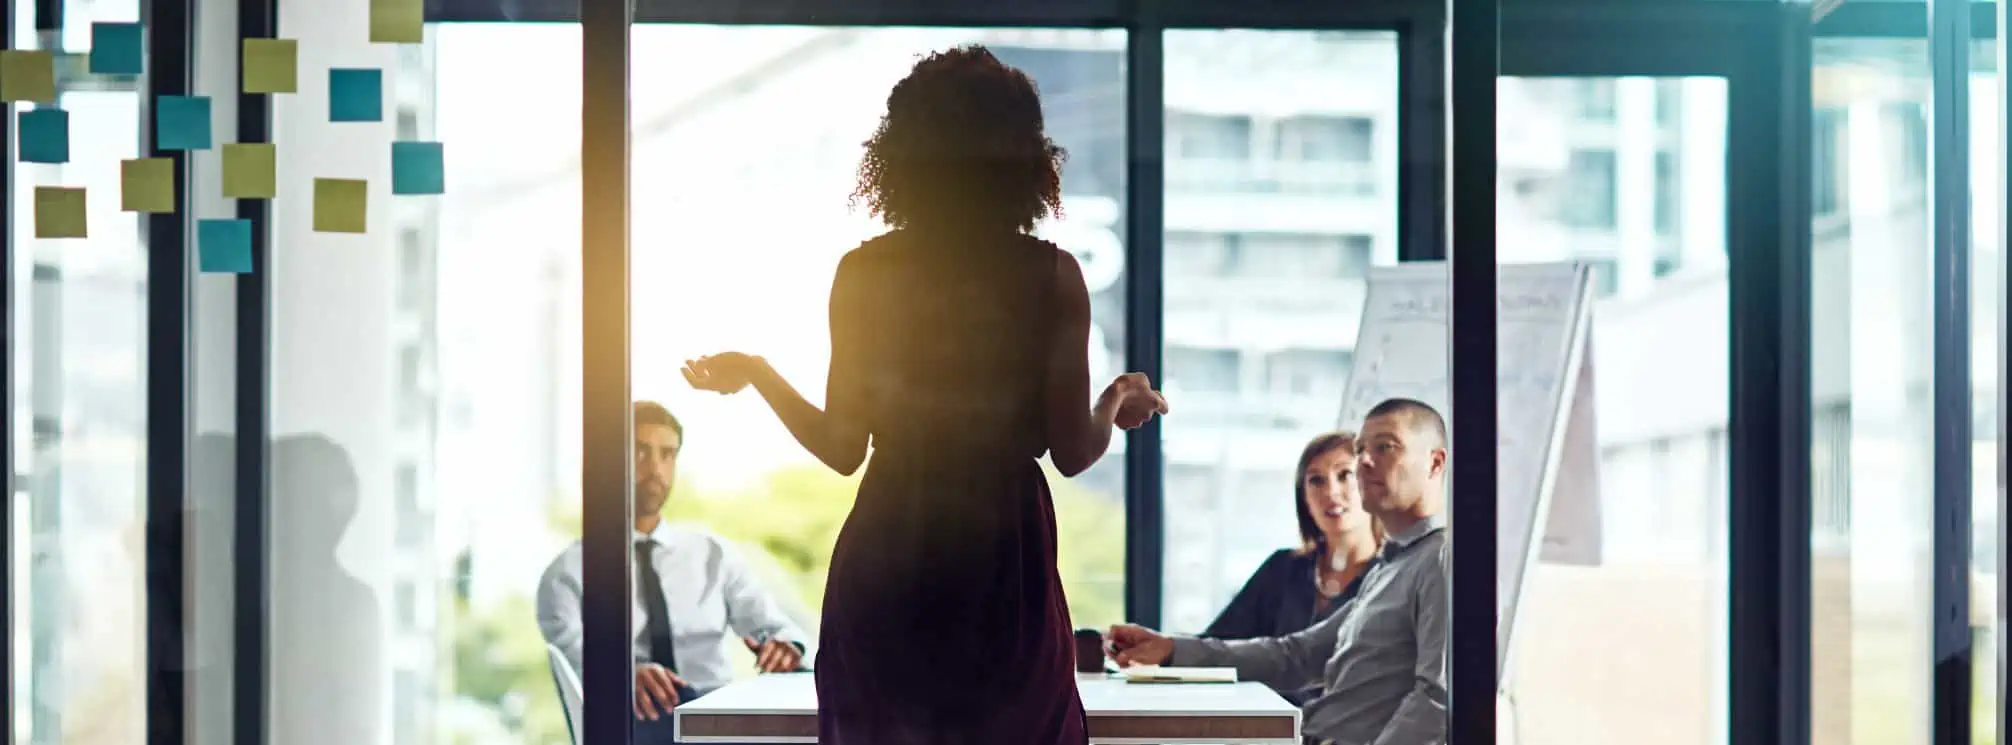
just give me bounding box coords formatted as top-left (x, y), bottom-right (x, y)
top-left (674, 672), bottom-right (1303, 744)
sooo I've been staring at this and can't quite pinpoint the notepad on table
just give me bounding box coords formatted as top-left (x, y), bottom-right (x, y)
top-left (1117, 666), bottom-right (1238, 684)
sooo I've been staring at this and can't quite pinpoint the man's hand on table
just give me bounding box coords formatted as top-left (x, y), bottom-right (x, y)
top-left (746, 636), bottom-right (805, 673)
top-left (1105, 624), bottom-right (1174, 667)
top-left (634, 663), bottom-right (689, 720)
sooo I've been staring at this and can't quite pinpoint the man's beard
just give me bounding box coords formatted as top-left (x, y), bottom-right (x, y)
top-left (635, 485), bottom-right (668, 515)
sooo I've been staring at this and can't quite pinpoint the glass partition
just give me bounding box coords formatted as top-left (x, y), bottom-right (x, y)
top-left (1494, 74), bottom-right (1730, 745)
top-left (8, 0), bottom-right (151, 742)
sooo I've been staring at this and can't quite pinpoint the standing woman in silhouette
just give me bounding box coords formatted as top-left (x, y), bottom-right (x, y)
top-left (682, 45), bottom-right (1167, 745)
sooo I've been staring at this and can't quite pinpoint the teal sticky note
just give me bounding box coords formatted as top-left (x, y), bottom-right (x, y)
top-left (198, 219), bottom-right (253, 274)
top-left (90, 22), bottom-right (144, 75)
top-left (328, 68), bottom-right (383, 122)
top-left (391, 141), bottom-right (444, 195)
top-left (155, 95), bottom-right (212, 150)
top-left (18, 108), bottom-right (69, 163)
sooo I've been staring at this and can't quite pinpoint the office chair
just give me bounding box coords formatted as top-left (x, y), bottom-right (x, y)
top-left (547, 644), bottom-right (586, 745)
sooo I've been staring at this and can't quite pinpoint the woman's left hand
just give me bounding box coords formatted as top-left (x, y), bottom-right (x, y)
top-left (683, 352), bottom-right (768, 394)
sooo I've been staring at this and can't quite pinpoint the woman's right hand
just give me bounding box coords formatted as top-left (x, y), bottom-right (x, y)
top-left (682, 352), bottom-right (766, 394)
top-left (1101, 372), bottom-right (1168, 429)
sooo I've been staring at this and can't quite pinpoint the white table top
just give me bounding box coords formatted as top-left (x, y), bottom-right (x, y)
top-left (675, 671), bottom-right (1302, 744)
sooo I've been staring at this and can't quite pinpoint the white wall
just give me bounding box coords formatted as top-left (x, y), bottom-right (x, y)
top-left (268, 0), bottom-right (401, 741)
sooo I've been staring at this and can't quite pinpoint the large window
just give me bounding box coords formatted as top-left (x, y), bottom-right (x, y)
top-left (1158, 28), bottom-right (1399, 633)
top-left (9, 0), bottom-right (151, 742)
top-left (1809, 37), bottom-right (1931, 745)
top-left (621, 26), bottom-right (1129, 641)
top-left (1495, 75), bottom-right (1730, 745)
top-left (20, 5), bottom-right (2012, 745)
top-left (1805, 37), bottom-right (2005, 745)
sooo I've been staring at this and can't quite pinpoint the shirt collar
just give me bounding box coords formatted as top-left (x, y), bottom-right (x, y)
top-left (1381, 512), bottom-right (1448, 556)
top-left (633, 521), bottom-right (673, 544)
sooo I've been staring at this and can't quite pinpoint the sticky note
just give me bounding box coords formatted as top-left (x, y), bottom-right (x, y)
top-left (1, 50), bottom-right (56, 103)
top-left (241, 38), bottom-right (297, 94)
top-left (198, 219), bottom-right (254, 274)
top-left (90, 22), bottom-right (145, 75)
top-left (391, 142), bottom-right (444, 195)
top-left (222, 143), bottom-right (277, 199)
top-left (313, 178), bottom-right (367, 233)
top-left (370, 0), bottom-right (424, 44)
top-left (155, 95), bottom-right (212, 150)
top-left (18, 108), bottom-right (70, 163)
top-left (121, 158), bottom-right (175, 213)
top-left (34, 187), bottom-right (86, 239)
top-left (328, 69), bottom-right (383, 122)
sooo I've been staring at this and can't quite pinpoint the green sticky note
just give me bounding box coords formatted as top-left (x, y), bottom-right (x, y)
top-left (370, 0), bottom-right (423, 44)
top-left (241, 38), bottom-right (298, 94)
top-left (1, 50), bottom-right (56, 103)
top-left (313, 178), bottom-right (367, 233)
top-left (222, 143), bottom-right (277, 199)
top-left (34, 187), bottom-right (87, 239)
top-left (121, 157), bottom-right (176, 213)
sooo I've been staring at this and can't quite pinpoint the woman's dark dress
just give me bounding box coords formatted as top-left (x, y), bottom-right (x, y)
top-left (1201, 548), bottom-right (1369, 706)
top-left (813, 231), bottom-right (1088, 745)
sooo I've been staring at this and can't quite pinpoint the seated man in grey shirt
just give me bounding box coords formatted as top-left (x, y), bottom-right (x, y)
top-left (1109, 397), bottom-right (1450, 745)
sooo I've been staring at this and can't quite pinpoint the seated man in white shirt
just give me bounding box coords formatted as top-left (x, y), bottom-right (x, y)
top-left (537, 401), bottom-right (811, 744)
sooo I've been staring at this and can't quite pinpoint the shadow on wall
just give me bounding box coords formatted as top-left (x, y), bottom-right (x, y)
top-left (269, 434), bottom-right (384, 745)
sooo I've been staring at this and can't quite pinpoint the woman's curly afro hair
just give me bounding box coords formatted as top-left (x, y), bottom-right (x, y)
top-left (851, 45), bottom-right (1067, 234)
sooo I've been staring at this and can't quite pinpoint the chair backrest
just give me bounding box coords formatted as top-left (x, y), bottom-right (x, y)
top-left (547, 644), bottom-right (585, 745)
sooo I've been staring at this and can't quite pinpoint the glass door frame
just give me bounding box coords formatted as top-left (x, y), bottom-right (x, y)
top-left (1487, 4), bottom-right (1814, 745)
top-left (1806, 4), bottom-right (1999, 745)
top-left (1, 0), bottom-right (207, 743)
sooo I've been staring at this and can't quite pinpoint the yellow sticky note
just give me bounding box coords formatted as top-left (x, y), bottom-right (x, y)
top-left (222, 143), bottom-right (277, 199)
top-left (241, 39), bottom-right (299, 94)
top-left (34, 187), bottom-right (87, 239)
top-left (370, 0), bottom-right (423, 44)
top-left (121, 158), bottom-right (176, 214)
top-left (1, 50), bottom-right (57, 103)
top-left (313, 178), bottom-right (368, 233)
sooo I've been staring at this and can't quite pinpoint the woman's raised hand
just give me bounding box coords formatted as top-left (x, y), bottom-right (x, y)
top-left (682, 352), bottom-right (767, 394)
top-left (1103, 372), bottom-right (1169, 430)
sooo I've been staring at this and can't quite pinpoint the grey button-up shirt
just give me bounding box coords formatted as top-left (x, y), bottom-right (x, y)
top-left (1171, 513), bottom-right (1449, 745)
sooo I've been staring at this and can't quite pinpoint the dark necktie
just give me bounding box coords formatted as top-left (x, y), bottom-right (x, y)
top-left (635, 539), bottom-right (679, 672)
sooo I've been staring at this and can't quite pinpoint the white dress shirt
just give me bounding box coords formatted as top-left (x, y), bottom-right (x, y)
top-left (535, 522), bottom-right (813, 693)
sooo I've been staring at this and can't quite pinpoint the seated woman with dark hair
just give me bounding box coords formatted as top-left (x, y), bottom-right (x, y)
top-left (1201, 431), bottom-right (1383, 706)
